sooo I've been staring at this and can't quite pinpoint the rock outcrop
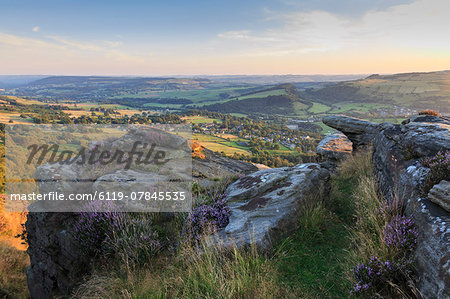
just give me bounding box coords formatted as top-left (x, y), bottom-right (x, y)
top-left (316, 133), bottom-right (352, 161)
top-left (324, 114), bottom-right (450, 298)
top-left (207, 163), bottom-right (330, 251)
top-left (193, 147), bottom-right (258, 186)
top-left (428, 180), bottom-right (450, 212)
top-left (322, 115), bottom-right (378, 150)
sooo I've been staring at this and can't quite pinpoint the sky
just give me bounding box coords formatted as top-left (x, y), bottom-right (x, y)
top-left (1, 0), bottom-right (449, 75)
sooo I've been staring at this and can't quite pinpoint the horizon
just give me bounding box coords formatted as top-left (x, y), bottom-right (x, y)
top-left (2, 0), bottom-right (450, 75)
top-left (1, 69), bottom-right (449, 78)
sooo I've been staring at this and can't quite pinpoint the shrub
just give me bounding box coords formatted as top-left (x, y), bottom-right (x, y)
top-left (418, 109), bottom-right (439, 116)
top-left (422, 150), bottom-right (450, 192)
top-left (73, 201), bottom-right (160, 265)
top-left (183, 193), bottom-right (230, 242)
top-left (383, 215), bottom-right (418, 255)
top-left (351, 256), bottom-right (396, 295)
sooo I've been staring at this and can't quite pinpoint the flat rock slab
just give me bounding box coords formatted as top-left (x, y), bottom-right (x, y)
top-left (208, 163), bottom-right (330, 251)
top-left (428, 180), bottom-right (450, 212)
top-left (316, 133), bottom-right (352, 161)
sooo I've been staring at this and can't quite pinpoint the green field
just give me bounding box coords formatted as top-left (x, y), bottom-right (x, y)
top-left (63, 102), bottom-right (132, 110)
top-left (308, 102), bottom-right (330, 114)
top-left (182, 116), bottom-right (222, 124)
top-left (232, 88), bottom-right (287, 100)
top-left (193, 133), bottom-right (251, 155)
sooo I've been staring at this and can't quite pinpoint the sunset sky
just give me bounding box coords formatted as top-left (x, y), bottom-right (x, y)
top-left (1, 0), bottom-right (449, 75)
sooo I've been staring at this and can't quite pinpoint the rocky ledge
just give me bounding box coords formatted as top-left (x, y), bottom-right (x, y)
top-left (324, 114), bottom-right (450, 298)
top-left (207, 163), bottom-right (330, 251)
top-left (316, 133), bottom-right (352, 161)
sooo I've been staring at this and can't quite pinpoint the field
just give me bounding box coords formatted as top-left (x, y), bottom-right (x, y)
top-left (308, 102), bottom-right (330, 114)
top-left (327, 102), bottom-right (390, 114)
top-left (192, 133), bottom-right (251, 156)
top-left (151, 86), bottom-right (251, 103)
top-left (0, 113), bottom-right (33, 124)
top-left (232, 88), bottom-right (287, 100)
top-left (62, 108), bottom-right (142, 117)
top-left (181, 115), bottom-right (222, 124)
top-left (60, 102), bottom-right (132, 110)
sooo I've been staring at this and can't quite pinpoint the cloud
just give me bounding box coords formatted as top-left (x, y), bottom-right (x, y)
top-left (32, 26), bottom-right (40, 32)
top-left (216, 0), bottom-right (450, 57)
top-left (46, 35), bottom-right (104, 51)
top-left (0, 31), bottom-right (146, 74)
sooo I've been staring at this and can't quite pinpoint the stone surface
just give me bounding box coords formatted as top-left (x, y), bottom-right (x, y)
top-left (428, 180), bottom-right (450, 212)
top-left (26, 212), bottom-right (89, 299)
top-left (207, 163), bottom-right (330, 251)
top-left (316, 133), bottom-right (352, 161)
top-left (193, 148), bottom-right (258, 187)
top-left (326, 114), bottom-right (450, 298)
top-left (322, 115), bottom-right (378, 150)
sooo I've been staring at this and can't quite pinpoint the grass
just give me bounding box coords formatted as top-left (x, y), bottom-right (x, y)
top-left (308, 102), bottom-right (330, 114)
top-left (274, 203), bottom-right (352, 298)
top-left (0, 241), bottom-right (29, 299)
top-left (232, 88), bottom-right (287, 100)
top-left (192, 133), bottom-right (251, 156)
top-left (328, 102), bottom-right (389, 114)
top-left (156, 87), bottom-right (251, 103)
top-left (314, 122), bottom-right (335, 134)
top-left (73, 243), bottom-right (284, 299)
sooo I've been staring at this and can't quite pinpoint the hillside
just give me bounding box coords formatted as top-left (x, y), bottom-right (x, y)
top-left (203, 84), bottom-right (311, 115)
top-left (303, 70), bottom-right (450, 112)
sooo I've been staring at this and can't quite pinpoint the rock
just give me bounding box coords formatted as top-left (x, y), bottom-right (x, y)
top-left (322, 115), bottom-right (378, 150)
top-left (403, 122), bottom-right (450, 157)
top-left (402, 115), bottom-right (450, 125)
top-left (26, 212), bottom-right (89, 299)
top-left (192, 148), bottom-right (258, 186)
top-left (207, 163), bottom-right (330, 251)
top-left (324, 114), bottom-right (450, 298)
top-left (316, 133), bottom-right (352, 161)
top-left (428, 181), bottom-right (450, 212)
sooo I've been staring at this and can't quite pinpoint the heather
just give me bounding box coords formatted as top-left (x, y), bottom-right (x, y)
top-left (73, 202), bottom-right (161, 266)
top-left (182, 192), bottom-right (230, 243)
top-left (422, 150), bottom-right (450, 193)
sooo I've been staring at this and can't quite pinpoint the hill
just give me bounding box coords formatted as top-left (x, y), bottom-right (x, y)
top-left (302, 70), bottom-right (450, 112)
top-left (202, 84), bottom-right (311, 115)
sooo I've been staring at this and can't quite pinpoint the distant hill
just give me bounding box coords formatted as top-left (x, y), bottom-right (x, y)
top-left (302, 70), bottom-right (450, 112)
top-left (0, 75), bottom-right (49, 88)
top-left (200, 74), bottom-right (367, 84)
top-left (10, 76), bottom-right (215, 102)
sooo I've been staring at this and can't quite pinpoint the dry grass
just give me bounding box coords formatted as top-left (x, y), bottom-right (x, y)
top-left (73, 242), bottom-right (283, 299)
top-left (0, 241), bottom-right (29, 298)
top-left (0, 196), bottom-right (27, 250)
top-left (336, 149), bottom-right (388, 264)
